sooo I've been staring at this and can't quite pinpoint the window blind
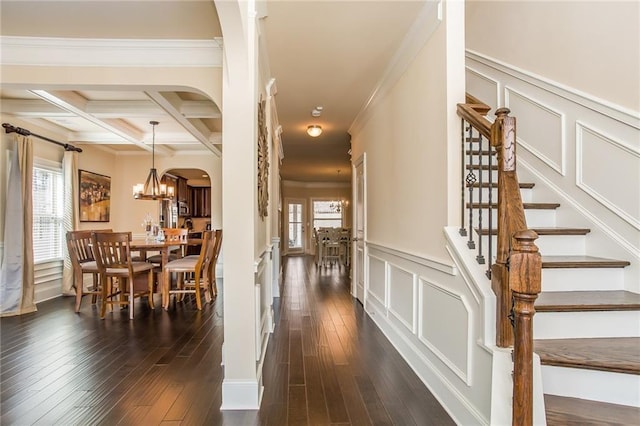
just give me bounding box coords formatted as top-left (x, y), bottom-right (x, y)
top-left (32, 166), bottom-right (64, 263)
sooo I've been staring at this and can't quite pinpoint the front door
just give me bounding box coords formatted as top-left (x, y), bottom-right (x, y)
top-left (353, 155), bottom-right (366, 303)
top-left (285, 199), bottom-right (305, 255)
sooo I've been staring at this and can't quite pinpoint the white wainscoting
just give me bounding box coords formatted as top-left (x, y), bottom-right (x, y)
top-left (365, 243), bottom-right (493, 425)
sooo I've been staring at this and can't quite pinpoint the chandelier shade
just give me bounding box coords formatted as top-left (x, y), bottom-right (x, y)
top-left (132, 121), bottom-right (174, 200)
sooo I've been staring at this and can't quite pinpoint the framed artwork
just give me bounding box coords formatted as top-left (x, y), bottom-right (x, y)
top-left (79, 170), bottom-right (111, 222)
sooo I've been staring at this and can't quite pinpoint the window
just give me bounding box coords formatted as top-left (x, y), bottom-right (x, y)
top-left (32, 165), bottom-right (64, 263)
top-left (312, 200), bottom-right (343, 229)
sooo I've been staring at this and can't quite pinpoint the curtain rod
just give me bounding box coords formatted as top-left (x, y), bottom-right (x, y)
top-left (2, 123), bottom-right (83, 153)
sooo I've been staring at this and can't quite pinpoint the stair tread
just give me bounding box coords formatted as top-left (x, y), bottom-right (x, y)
top-left (536, 290), bottom-right (640, 312)
top-left (467, 181), bottom-right (535, 189)
top-left (542, 255), bottom-right (631, 269)
top-left (467, 202), bottom-right (560, 209)
top-left (544, 394), bottom-right (640, 425)
top-left (476, 227), bottom-right (591, 236)
top-left (534, 337), bottom-right (640, 374)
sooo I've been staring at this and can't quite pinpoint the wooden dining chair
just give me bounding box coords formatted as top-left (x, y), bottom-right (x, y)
top-left (162, 230), bottom-right (216, 310)
top-left (207, 229), bottom-right (223, 298)
top-left (66, 229), bottom-right (112, 312)
top-left (91, 231), bottom-right (155, 319)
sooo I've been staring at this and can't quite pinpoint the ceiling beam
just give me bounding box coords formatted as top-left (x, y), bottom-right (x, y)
top-left (29, 90), bottom-right (175, 154)
top-left (3, 98), bottom-right (221, 119)
top-left (145, 91), bottom-right (221, 157)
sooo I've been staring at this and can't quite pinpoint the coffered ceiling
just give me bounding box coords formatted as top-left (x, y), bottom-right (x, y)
top-left (0, 0), bottom-right (424, 183)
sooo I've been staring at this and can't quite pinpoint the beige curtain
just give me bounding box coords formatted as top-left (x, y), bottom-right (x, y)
top-left (0, 135), bottom-right (36, 316)
top-left (61, 151), bottom-right (79, 295)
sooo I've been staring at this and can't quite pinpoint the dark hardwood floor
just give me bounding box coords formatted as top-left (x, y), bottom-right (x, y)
top-left (1, 255), bottom-right (453, 425)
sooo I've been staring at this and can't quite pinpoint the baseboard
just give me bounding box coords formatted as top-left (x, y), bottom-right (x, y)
top-left (221, 379), bottom-right (262, 410)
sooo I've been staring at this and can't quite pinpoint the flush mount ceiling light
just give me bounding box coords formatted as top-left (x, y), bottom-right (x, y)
top-left (307, 125), bottom-right (323, 137)
top-left (132, 121), bottom-right (174, 200)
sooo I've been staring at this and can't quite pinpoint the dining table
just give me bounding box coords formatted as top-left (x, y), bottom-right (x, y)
top-left (130, 238), bottom-right (187, 298)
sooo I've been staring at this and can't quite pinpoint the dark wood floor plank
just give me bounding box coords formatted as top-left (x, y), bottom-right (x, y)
top-left (287, 385), bottom-right (308, 425)
top-left (1, 257), bottom-right (453, 426)
top-left (304, 355), bottom-right (331, 425)
top-left (289, 329), bottom-right (305, 385)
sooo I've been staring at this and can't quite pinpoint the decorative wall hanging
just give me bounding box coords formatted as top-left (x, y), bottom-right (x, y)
top-left (79, 169), bottom-right (111, 222)
top-left (257, 96), bottom-right (269, 220)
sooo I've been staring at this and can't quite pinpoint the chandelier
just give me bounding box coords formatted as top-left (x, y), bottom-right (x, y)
top-left (132, 121), bottom-right (174, 200)
top-left (329, 200), bottom-right (342, 213)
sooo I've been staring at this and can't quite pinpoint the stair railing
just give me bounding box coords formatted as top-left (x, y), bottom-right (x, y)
top-left (457, 96), bottom-right (542, 426)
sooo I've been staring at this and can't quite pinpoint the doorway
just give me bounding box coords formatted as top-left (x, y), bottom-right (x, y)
top-left (353, 155), bottom-right (366, 303)
top-left (285, 198), bottom-right (306, 255)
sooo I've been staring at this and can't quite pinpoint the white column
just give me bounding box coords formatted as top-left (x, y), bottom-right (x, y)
top-left (215, 0), bottom-right (261, 410)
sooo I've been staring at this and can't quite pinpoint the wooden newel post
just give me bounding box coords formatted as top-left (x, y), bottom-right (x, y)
top-left (491, 107), bottom-right (516, 347)
top-left (509, 229), bottom-right (541, 426)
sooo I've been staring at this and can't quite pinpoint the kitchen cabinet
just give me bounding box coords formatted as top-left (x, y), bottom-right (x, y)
top-left (178, 177), bottom-right (189, 203)
top-left (190, 186), bottom-right (211, 217)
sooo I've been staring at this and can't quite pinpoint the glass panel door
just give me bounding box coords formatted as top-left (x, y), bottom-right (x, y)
top-left (286, 199), bottom-right (305, 254)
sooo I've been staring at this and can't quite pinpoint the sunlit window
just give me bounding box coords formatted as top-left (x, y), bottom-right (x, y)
top-left (32, 166), bottom-right (64, 263)
top-left (313, 200), bottom-right (343, 229)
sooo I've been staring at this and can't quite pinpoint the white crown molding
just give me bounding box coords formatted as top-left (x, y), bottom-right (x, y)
top-left (281, 180), bottom-right (350, 189)
top-left (349, 1), bottom-right (442, 136)
top-left (0, 36), bottom-right (223, 68)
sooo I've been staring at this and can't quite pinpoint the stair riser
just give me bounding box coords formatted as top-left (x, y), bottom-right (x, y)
top-left (540, 365), bottom-right (640, 407)
top-left (464, 209), bottom-right (557, 230)
top-left (541, 268), bottom-right (625, 292)
top-left (534, 311), bottom-right (640, 339)
top-left (468, 187), bottom-right (534, 203)
top-left (476, 234), bottom-right (587, 257)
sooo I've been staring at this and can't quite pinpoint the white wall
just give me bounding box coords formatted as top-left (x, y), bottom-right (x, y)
top-left (466, 1), bottom-right (640, 112)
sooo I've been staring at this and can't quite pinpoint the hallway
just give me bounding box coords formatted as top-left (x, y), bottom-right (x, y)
top-left (0, 256), bottom-right (453, 425)
top-left (259, 255), bottom-right (454, 425)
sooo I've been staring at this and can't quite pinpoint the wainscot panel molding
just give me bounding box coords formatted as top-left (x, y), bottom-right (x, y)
top-left (465, 67), bottom-right (500, 113)
top-left (388, 264), bottom-right (417, 333)
top-left (576, 122), bottom-right (640, 231)
top-left (419, 279), bottom-right (472, 385)
top-left (349, 1), bottom-right (442, 135)
top-left (504, 85), bottom-right (566, 176)
top-left (366, 254), bottom-right (387, 309)
top-left (365, 242), bottom-right (492, 425)
top-left (0, 36), bottom-right (223, 68)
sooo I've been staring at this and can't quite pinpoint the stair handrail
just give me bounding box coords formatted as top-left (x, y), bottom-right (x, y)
top-left (457, 99), bottom-right (542, 426)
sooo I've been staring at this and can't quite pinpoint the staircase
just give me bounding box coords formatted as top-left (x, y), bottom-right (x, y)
top-left (466, 134), bottom-right (640, 423)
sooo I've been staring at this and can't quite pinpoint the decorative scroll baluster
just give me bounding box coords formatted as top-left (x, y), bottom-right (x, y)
top-left (476, 133), bottom-right (485, 265)
top-left (460, 120), bottom-right (468, 237)
top-left (466, 125), bottom-right (477, 249)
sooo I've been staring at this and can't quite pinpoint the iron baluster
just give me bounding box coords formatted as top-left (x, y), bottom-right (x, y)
top-left (476, 133), bottom-right (486, 265)
top-left (460, 119), bottom-right (467, 237)
top-left (466, 125), bottom-right (477, 249)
